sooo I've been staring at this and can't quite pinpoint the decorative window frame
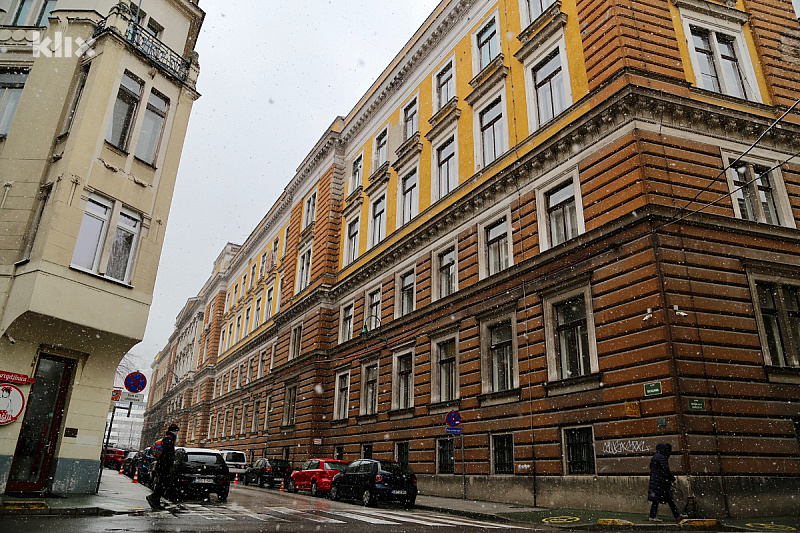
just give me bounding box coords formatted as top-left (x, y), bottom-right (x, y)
top-left (344, 214), bottom-right (361, 266)
top-left (367, 189), bottom-right (388, 249)
top-left (430, 128), bottom-right (459, 203)
top-left (334, 369), bottom-right (351, 420)
top-left (359, 359), bottom-right (380, 417)
top-left (562, 425), bottom-right (597, 475)
top-left (472, 85), bottom-right (508, 171)
top-left (373, 127), bottom-right (390, 168)
top-left (491, 433), bottom-right (515, 475)
top-left (390, 343), bottom-right (415, 412)
top-left (536, 168), bottom-right (586, 251)
top-left (432, 240), bottom-right (459, 302)
top-left (432, 55), bottom-right (457, 112)
top-left (288, 321), bottom-right (303, 361)
top-left (349, 153), bottom-right (364, 198)
top-left (721, 151), bottom-right (794, 228)
top-left (477, 209), bottom-right (515, 280)
top-left (478, 303), bottom-right (520, 401)
top-left (339, 301), bottom-right (355, 344)
top-left (472, 9), bottom-right (502, 77)
top-left (521, 32), bottom-right (572, 133)
top-left (397, 165), bottom-right (420, 227)
top-left (295, 243), bottom-right (313, 294)
top-left (395, 264), bottom-right (417, 319)
top-left (430, 326), bottom-right (461, 406)
top-left (674, 0), bottom-right (762, 103)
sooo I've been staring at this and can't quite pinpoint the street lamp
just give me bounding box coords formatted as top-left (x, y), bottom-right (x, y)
top-left (361, 314), bottom-right (387, 343)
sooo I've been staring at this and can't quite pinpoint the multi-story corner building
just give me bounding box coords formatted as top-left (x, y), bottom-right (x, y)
top-left (144, 0), bottom-right (800, 516)
top-left (0, 0), bottom-right (203, 494)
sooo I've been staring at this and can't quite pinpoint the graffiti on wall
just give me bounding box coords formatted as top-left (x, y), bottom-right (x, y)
top-left (601, 439), bottom-right (650, 455)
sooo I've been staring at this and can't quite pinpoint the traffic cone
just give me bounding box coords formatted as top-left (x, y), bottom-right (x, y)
top-left (118, 462), bottom-right (124, 475)
top-left (280, 479), bottom-right (286, 492)
top-left (234, 473), bottom-right (239, 484)
top-left (132, 468), bottom-right (139, 484)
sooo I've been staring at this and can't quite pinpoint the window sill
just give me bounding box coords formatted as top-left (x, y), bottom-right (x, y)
top-left (299, 221), bottom-right (315, 244)
top-left (544, 373), bottom-right (602, 396)
top-left (364, 161), bottom-right (391, 197)
top-left (426, 98), bottom-right (461, 143)
top-left (478, 388), bottom-right (520, 407)
top-left (69, 264), bottom-right (134, 289)
top-left (103, 140), bottom-right (129, 156)
top-left (465, 54), bottom-right (508, 106)
top-left (280, 424), bottom-right (295, 431)
top-left (764, 365), bottom-right (800, 384)
top-left (356, 413), bottom-right (378, 425)
top-left (330, 418), bottom-right (348, 428)
top-left (428, 399), bottom-right (460, 415)
top-left (392, 132), bottom-right (422, 174)
top-left (133, 155), bottom-right (158, 171)
top-left (388, 407), bottom-right (414, 420)
top-left (514, 2), bottom-right (567, 62)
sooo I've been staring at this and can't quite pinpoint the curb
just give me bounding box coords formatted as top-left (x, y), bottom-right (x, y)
top-left (414, 502), bottom-right (514, 523)
top-left (0, 506), bottom-right (114, 517)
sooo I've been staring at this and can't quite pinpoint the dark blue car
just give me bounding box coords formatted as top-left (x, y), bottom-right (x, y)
top-left (329, 459), bottom-right (417, 508)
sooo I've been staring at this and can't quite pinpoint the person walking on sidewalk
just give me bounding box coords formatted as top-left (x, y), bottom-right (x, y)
top-left (647, 443), bottom-right (687, 522)
top-left (147, 423), bottom-right (179, 510)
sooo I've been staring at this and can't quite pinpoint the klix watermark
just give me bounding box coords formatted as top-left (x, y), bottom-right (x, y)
top-left (32, 31), bottom-right (96, 59)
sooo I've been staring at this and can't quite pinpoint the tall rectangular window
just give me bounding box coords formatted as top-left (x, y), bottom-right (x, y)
top-left (403, 99), bottom-right (418, 140)
top-left (436, 62), bottom-right (454, 109)
top-left (401, 170), bottom-right (418, 225)
top-left (134, 90), bottom-right (169, 165)
top-left (0, 69), bottom-right (28, 136)
top-left (690, 26), bottom-right (747, 99)
top-left (335, 372), bottom-right (350, 419)
top-left (297, 248), bottom-right (312, 290)
top-left (397, 353), bottom-right (413, 409)
top-left (254, 297), bottom-right (262, 327)
top-left (755, 282), bottom-right (800, 367)
top-left (490, 322), bottom-right (513, 392)
top-left (477, 19), bottom-right (500, 70)
top-left (107, 72), bottom-right (142, 151)
top-left (730, 163), bottom-right (780, 225)
top-left (250, 264), bottom-right (257, 289)
top-left (371, 196), bottom-right (386, 246)
top-left (283, 385), bottom-right (297, 426)
top-left (290, 324), bottom-right (302, 360)
top-left (352, 155), bottom-right (363, 190)
top-left (266, 288), bottom-right (274, 319)
top-left (438, 439), bottom-right (454, 474)
top-left (235, 314), bottom-right (242, 343)
top-left (346, 218), bottom-right (360, 264)
top-left (493, 434), bottom-right (514, 474)
top-left (375, 130), bottom-right (388, 166)
top-left (12, 0), bottom-right (34, 24)
top-left (527, 0), bottom-right (556, 21)
top-left (565, 427), bottom-right (595, 474)
top-left (304, 191), bottom-right (317, 228)
top-left (272, 237), bottom-right (280, 261)
top-left (554, 294), bottom-right (592, 380)
top-left (368, 289), bottom-right (381, 324)
top-left (244, 307), bottom-right (251, 335)
top-left (486, 218), bottom-right (509, 276)
top-left (252, 400), bottom-right (260, 433)
top-left (341, 304), bottom-right (354, 342)
top-left (438, 248), bottom-right (456, 299)
top-left (438, 339), bottom-right (457, 402)
top-left (61, 65), bottom-right (89, 136)
top-left (400, 271), bottom-right (415, 316)
top-left (480, 97), bottom-right (503, 165)
top-left (36, 0), bottom-right (57, 25)
top-left (363, 363), bottom-right (378, 415)
top-left (437, 137), bottom-right (457, 199)
top-left (547, 181), bottom-right (578, 246)
top-left (533, 50), bottom-right (565, 126)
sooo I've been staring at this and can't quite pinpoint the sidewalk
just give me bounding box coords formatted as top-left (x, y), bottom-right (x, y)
top-left (1, 471), bottom-right (798, 532)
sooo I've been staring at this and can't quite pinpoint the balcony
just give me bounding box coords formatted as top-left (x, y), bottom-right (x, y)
top-left (94, 19), bottom-right (190, 82)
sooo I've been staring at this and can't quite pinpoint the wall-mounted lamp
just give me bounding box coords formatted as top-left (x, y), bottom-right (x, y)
top-left (643, 308), bottom-right (653, 322)
top-left (673, 305), bottom-right (688, 317)
top-left (361, 314), bottom-right (387, 343)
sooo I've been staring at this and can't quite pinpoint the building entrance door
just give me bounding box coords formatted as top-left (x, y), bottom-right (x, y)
top-left (6, 354), bottom-right (75, 493)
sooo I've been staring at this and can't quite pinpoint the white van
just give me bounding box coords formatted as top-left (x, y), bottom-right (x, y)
top-left (220, 449), bottom-right (248, 481)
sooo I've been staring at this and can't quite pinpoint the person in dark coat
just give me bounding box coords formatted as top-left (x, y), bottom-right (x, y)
top-left (647, 443), bottom-right (687, 521)
top-left (147, 423), bottom-right (179, 510)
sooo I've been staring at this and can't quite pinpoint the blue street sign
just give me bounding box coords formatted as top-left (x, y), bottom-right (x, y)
top-left (446, 426), bottom-right (462, 434)
top-left (124, 371), bottom-right (147, 393)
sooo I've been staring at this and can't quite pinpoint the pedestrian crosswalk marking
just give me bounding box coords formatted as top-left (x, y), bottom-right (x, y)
top-left (363, 509), bottom-right (510, 529)
top-left (330, 511), bottom-right (399, 524)
top-left (269, 506), bottom-right (346, 523)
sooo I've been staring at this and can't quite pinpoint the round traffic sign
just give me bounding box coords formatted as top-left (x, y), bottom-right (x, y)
top-left (445, 410), bottom-right (461, 428)
top-left (124, 372), bottom-right (147, 393)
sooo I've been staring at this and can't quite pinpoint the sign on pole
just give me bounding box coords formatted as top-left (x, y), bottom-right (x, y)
top-left (124, 372), bottom-right (147, 393)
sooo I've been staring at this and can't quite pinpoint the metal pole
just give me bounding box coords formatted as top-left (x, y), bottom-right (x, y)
top-left (135, 0), bottom-right (143, 23)
top-left (97, 405), bottom-right (117, 492)
top-left (461, 433), bottom-right (466, 500)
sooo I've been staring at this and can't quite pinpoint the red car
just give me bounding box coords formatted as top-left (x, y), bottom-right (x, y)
top-left (102, 447), bottom-right (128, 470)
top-left (289, 458), bottom-right (348, 497)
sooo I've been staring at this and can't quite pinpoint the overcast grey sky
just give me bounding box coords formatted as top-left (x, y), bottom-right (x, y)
top-left (127, 0), bottom-right (442, 371)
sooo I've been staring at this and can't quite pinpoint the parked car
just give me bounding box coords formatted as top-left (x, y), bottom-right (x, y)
top-left (102, 447), bottom-right (128, 470)
top-left (289, 458), bottom-right (348, 497)
top-left (329, 459), bottom-right (417, 508)
top-left (220, 449), bottom-right (249, 481)
top-left (156, 447), bottom-right (230, 502)
top-left (122, 451), bottom-right (141, 477)
top-left (242, 458), bottom-right (292, 488)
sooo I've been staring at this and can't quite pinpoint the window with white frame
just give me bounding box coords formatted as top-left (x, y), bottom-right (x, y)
top-left (346, 218), bottom-right (360, 264)
top-left (71, 193), bottom-right (142, 284)
top-left (533, 49), bottom-right (566, 126)
top-left (433, 337), bottom-right (458, 403)
top-left (437, 247), bottom-right (457, 300)
top-left (489, 321), bottom-right (514, 392)
top-left (276, 276), bottom-right (283, 311)
top-left (227, 323), bottom-right (234, 349)
top-left (255, 297), bottom-right (262, 327)
top-left (403, 98), bottom-right (418, 140)
top-left (218, 329), bottom-right (226, 356)
top-left (524, 0), bottom-right (556, 23)
top-left (235, 314), bottom-right (242, 343)
top-left (250, 264), bottom-right (257, 289)
top-left (283, 385), bottom-right (297, 426)
top-left (485, 217), bottom-right (510, 276)
top-left (352, 155), bottom-right (363, 190)
top-left (361, 362), bottom-right (379, 415)
top-left (244, 307), bottom-right (251, 335)
top-left (370, 195), bottom-right (386, 247)
top-left (297, 246), bottom-right (312, 291)
top-left (678, 3), bottom-right (761, 102)
top-left (400, 170), bottom-right (419, 225)
top-left (436, 62), bottom-right (454, 110)
top-left (367, 288), bottom-right (381, 325)
top-left (479, 96), bottom-right (504, 166)
top-left (11, 0), bottom-right (56, 27)
top-left (564, 426), bottom-right (595, 474)
top-left (61, 65), bottom-right (89, 136)
top-left (0, 69), bottom-right (28, 136)
top-left (334, 371), bottom-right (350, 419)
top-left (265, 287), bottom-right (274, 319)
top-left (493, 434), bottom-right (514, 474)
top-left (106, 72), bottom-right (142, 151)
top-left (289, 323), bottom-right (302, 360)
top-left (341, 304), bottom-right (354, 342)
top-left (134, 90), bottom-right (169, 165)
top-left (242, 273), bottom-right (248, 294)
top-left (476, 18), bottom-right (500, 71)
top-left (436, 136), bottom-right (457, 199)
top-left (393, 352), bottom-right (414, 410)
top-left (375, 130), bottom-right (388, 166)
top-left (725, 159), bottom-right (791, 227)
top-left (543, 284), bottom-right (598, 381)
top-left (399, 270), bottom-right (415, 316)
top-left (304, 191), bottom-right (317, 229)
top-left (753, 281), bottom-right (800, 368)
top-left (545, 180), bottom-right (579, 247)
top-left (272, 237), bottom-right (280, 261)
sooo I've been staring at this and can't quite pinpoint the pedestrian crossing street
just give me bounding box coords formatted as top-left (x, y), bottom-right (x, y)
top-left (153, 503), bottom-right (530, 529)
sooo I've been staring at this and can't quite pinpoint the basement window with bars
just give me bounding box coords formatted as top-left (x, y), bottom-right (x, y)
top-left (564, 426), bottom-right (595, 474)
